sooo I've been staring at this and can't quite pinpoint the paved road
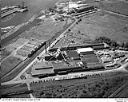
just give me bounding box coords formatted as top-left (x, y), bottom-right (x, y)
top-left (2, 62), bottom-right (128, 85)
top-left (26, 83), bottom-right (35, 98)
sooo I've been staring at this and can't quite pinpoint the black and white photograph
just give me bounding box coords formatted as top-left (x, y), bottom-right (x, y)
top-left (0, 0), bottom-right (128, 100)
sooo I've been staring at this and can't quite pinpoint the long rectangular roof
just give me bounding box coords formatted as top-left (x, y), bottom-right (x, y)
top-left (52, 60), bottom-right (82, 71)
top-left (31, 61), bottom-right (54, 76)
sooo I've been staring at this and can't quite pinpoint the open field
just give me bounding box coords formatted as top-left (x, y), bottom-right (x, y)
top-left (0, 83), bottom-right (29, 98)
top-left (30, 72), bottom-right (128, 98)
top-left (54, 11), bottom-right (128, 48)
top-left (101, 0), bottom-right (128, 16)
top-left (1, 48), bottom-right (11, 60)
top-left (114, 84), bottom-right (128, 98)
top-left (1, 56), bottom-right (22, 77)
top-left (5, 17), bottom-right (72, 47)
top-left (77, 12), bottom-right (127, 41)
top-left (77, 12), bottom-right (128, 42)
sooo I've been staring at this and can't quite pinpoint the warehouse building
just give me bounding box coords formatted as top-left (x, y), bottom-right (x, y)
top-left (31, 44), bottom-right (105, 78)
top-left (66, 50), bottom-right (80, 60)
top-left (48, 43), bottom-right (106, 52)
top-left (31, 61), bottom-right (54, 77)
top-left (52, 60), bottom-right (83, 73)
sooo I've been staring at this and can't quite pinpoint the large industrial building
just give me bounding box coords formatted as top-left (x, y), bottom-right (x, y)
top-left (31, 61), bottom-right (54, 77)
top-left (31, 43), bottom-right (106, 77)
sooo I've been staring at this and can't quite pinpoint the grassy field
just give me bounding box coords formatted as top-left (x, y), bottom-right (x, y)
top-left (101, 0), bottom-right (128, 15)
top-left (7, 17), bottom-right (70, 46)
top-left (30, 72), bottom-right (128, 98)
top-left (1, 83), bottom-right (29, 98)
top-left (55, 10), bottom-right (128, 48)
top-left (1, 48), bottom-right (11, 60)
top-left (1, 56), bottom-right (22, 77)
top-left (114, 83), bottom-right (128, 98)
top-left (74, 11), bottom-right (128, 42)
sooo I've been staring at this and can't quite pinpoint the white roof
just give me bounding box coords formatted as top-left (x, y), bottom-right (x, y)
top-left (77, 47), bottom-right (93, 53)
top-left (69, 2), bottom-right (79, 9)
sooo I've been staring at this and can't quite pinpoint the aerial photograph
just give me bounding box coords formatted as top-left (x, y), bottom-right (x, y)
top-left (0, 0), bottom-right (128, 98)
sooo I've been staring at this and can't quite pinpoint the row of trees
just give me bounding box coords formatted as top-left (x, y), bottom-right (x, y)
top-left (95, 36), bottom-right (128, 50)
top-left (79, 76), bottom-right (127, 98)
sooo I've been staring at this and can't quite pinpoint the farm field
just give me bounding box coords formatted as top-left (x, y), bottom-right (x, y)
top-left (4, 17), bottom-right (72, 48)
top-left (1, 83), bottom-right (29, 98)
top-left (76, 12), bottom-right (127, 42)
top-left (114, 84), bottom-right (128, 98)
top-left (54, 11), bottom-right (128, 48)
top-left (1, 56), bottom-right (22, 77)
top-left (30, 72), bottom-right (128, 98)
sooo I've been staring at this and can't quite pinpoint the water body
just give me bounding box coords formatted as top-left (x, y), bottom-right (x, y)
top-left (1, 0), bottom-right (59, 27)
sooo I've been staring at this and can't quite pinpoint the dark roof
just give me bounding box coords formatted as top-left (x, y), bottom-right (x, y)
top-left (52, 60), bottom-right (82, 71)
top-left (92, 45), bottom-right (105, 50)
top-left (66, 50), bottom-right (80, 60)
top-left (81, 53), bottom-right (99, 63)
top-left (80, 51), bottom-right (94, 55)
top-left (31, 62), bottom-right (54, 76)
top-left (86, 63), bottom-right (104, 69)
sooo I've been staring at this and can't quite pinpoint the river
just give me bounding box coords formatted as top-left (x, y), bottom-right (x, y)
top-left (1, 0), bottom-right (59, 27)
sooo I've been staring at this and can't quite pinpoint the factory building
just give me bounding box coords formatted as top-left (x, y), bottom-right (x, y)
top-left (52, 60), bottom-right (83, 73)
top-left (31, 44), bottom-right (105, 78)
top-left (66, 50), bottom-right (80, 60)
top-left (31, 61), bottom-right (54, 77)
